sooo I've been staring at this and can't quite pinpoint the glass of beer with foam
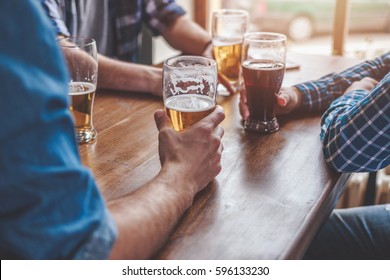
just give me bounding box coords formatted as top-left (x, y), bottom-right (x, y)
top-left (60, 37), bottom-right (98, 144)
top-left (163, 56), bottom-right (217, 132)
top-left (212, 9), bottom-right (248, 96)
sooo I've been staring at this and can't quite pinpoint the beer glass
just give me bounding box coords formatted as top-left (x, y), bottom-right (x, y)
top-left (212, 9), bottom-right (248, 96)
top-left (163, 56), bottom-right (217, 132)
top-left (241, 32), bottom-right (286, 133)
top-left (60, 37), bottom-right (98, 143)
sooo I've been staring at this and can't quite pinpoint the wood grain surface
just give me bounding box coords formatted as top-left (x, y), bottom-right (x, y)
top-left (79, 53), bottom-right (360, 259)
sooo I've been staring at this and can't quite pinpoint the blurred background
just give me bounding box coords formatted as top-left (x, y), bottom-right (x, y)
top-left (224, 0), bottom-right (389, 58)
top-left (152, 0), bottom-right (390, 63)
top-left (150, 0), bottom-right (390, 209)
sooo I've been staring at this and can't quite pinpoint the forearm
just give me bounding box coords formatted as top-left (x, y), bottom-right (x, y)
top-left (162, 15), bottom-right (211, 55)
top-left (320, 78), bottom-right (390, 172)
top-left (107, 166), bottom-right (196, 259)
top-left (295, 52), bottom-right (390, 112)
top-left (97, 54), bottom-right (162, 96)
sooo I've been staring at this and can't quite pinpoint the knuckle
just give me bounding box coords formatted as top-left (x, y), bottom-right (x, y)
top-left (215, 151), bottom-right (222, 162)
top-left (215, 110), bottom-right (226, 121)
top-left (219, 126), bottom-right (225, 137)
top-left (214, 163), bottom-right (222, 176)
top-left (199, 125), bottom-right (213, 135)
top-left (158, 128), bottom-right (173, 141)
top-left (211, 136), bottom-right (221, 148)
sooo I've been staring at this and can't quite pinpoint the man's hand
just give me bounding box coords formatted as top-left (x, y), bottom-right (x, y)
top-left (108, 106), bottom-right (224, 260)
top-left (239, 86), bottom-right (302, 120)
top-left (345, 77), bottom-right (378, 93)
top-left (276, 87), bottom-right (303, 114)
top-left (154, 106), bottom-right (225, 194)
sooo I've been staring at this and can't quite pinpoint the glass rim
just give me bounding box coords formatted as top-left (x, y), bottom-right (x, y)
top-left (164, 55), bottom-right (217, 69)
top-left (213, 9), bottom-right (249, 17)
top-left (58, 36), bottom-right (96, 48)
top-left (243, 32), bottom-right (287, 43)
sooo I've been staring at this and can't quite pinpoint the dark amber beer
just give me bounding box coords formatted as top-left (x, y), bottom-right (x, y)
top-left (242, 60), bottom-right (285, 121)
top-left (241, 32), bottom-right (286, 133)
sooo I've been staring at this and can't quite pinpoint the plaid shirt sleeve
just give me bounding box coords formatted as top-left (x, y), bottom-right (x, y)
top-left (294, 52), bottom-right (390, 112)
top-left (142, 0), bottom-right (186, 35)
top-left (40, 0), bottom-right (70, 36)
top-left (319, 72), bottom-right (390, 172)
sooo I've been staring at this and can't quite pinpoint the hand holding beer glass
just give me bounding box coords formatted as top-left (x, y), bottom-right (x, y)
top-left (212, 9), bottom-right (248, 96)
top-left (163, 56), bottom-right (217, 131)
top-left (60, 37), bottom-right (98, 143)
top-left (241, 32), bottom-right (286, 133)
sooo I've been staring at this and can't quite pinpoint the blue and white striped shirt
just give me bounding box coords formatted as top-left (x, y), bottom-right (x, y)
top-left (294, 52), bottom-right (390, 172)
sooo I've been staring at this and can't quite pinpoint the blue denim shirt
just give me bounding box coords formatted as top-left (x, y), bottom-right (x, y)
top-left (0, 0), bottom-right (117, 259)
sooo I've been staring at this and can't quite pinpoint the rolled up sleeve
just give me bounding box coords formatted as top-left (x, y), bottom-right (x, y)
top-left (41, 0), bottom-right (70, 36)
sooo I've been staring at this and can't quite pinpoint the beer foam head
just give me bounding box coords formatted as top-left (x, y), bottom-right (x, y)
top-left (242, 60), bottom-right (285, 70)
top-left (163, 56), bottom-right (217, 99)
top-left (69, 82), bottom-right (96, 95)
top-left (212, 37), bottom-right (242, 47)
top-left (165, 95), bottom-right (215, 112)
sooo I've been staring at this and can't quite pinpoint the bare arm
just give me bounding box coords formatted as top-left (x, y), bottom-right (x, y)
top-left (162, 16), bottom-right (237, 95)
top-left (162, 15), bottom-right (211, 56)
top-left (97, 54), bottom-right (162, 97)
top-left (96, 16), bottom-right (212, 96)
top-left (108, 106), bottom-right (225, 259)
top-left (107, 169), bottom-right (194, 259)
top-left (90, 16), bottom-right (211, 96)
top-left (88, 14), bottom-right (212, 97)
top-left (58, 36), bottom-right (163, 97)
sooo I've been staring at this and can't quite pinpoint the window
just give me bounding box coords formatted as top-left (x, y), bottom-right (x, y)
top-left (220, 0), bottom-right (390, 58)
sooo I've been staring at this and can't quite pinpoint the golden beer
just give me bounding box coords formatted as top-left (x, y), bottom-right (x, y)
top-left (213, 40), bottom-right (242, 86)
top-left (68, 82), bottom-right (97, 142)
top-left (164, 95), bottom-right (215, 132)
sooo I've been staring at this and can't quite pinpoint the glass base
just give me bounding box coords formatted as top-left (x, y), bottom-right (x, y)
top-left (75, 128), bottom-right (97, 144)
top-left (244, 118), bottom-right (279, 133)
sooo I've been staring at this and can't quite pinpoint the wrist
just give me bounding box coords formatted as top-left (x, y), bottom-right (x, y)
top-left (156, 164), bottom-right (196, 209)
top-left (146, 67), bottom-right (163, 97)
top-left (292, 87), bottom-right (303, 109)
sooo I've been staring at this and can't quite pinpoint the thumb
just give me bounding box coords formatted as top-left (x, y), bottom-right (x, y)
top-left (277, 91), bottom-right (291, 107)
top-left (154, 110), bottom-right (172, 131)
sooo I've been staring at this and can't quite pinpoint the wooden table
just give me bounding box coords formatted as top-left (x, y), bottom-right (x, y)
top-left (79, 53), bottom-right (360, 259)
